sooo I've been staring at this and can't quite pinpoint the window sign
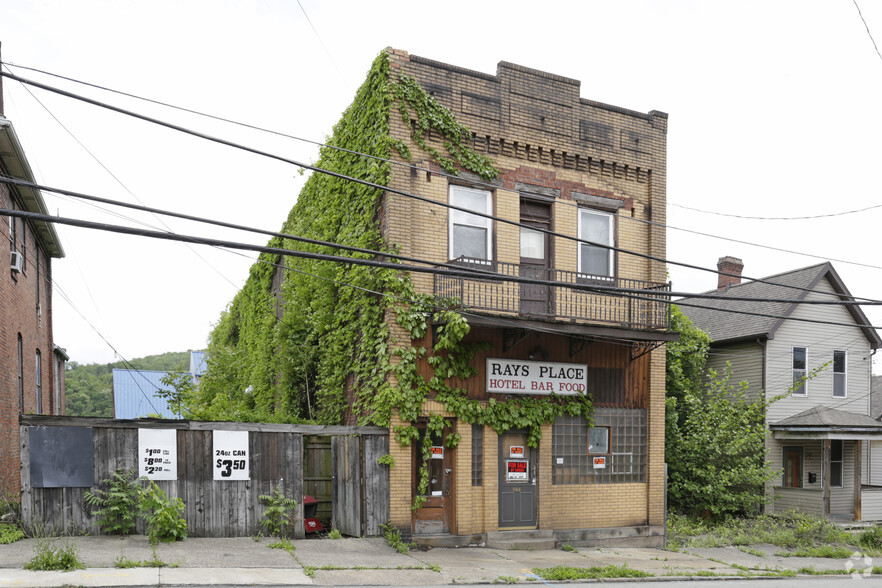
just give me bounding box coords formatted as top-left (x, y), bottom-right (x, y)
top-left (431, 446), bottom-right (444, 460)
top-left (506, 460), bottom-right (529, 482)
top-left (138, 428), bottom-right (177, 480)
top-left (509, 445), bottom-right (525, 459)
top-left (213, 430), bottom-right (249, 480)
top-left (593, 456), bottom-right (607, 469)
top-left (486, 358), bottom-right (588, 395)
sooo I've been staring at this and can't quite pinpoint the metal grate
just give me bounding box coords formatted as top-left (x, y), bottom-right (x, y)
top-left (551, 408), bottom-right (646, 484)
top-left (472, 423), bottom-right (483, 486)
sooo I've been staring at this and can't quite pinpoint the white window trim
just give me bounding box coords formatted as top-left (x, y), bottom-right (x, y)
top-left (833, 349), bottom-right (847, 398)
top-left (448, 185), bottom-right (492, 262)
top-left (577, 208), bottom-right (615, 278)
top-left (792, 346), bottom-right (808, 397)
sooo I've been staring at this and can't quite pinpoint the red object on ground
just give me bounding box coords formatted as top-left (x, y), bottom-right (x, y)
top-left (303, 494), bottom-right (324, 533)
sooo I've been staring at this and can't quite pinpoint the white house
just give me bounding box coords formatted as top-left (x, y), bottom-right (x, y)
top-left (679, 257), bottom-right (882, 521)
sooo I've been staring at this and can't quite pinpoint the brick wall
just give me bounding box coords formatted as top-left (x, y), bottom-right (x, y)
top-left (381, 49), bottom-right (667, 537)
top-left (0, 183), bottom-right (63, 497)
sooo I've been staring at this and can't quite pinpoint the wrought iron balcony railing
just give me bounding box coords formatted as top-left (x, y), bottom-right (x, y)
top-left (435, 258), bottom-right (671, 330)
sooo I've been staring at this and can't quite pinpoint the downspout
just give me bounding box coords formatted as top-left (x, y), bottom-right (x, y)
top-left (759, 338), bottom-right (769, 513)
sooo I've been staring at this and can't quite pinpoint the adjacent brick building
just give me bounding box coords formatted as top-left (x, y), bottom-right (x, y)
top-left (379, 50), bottom-right (672, 546)
top-left (0, 114), bottom-right (66, 497)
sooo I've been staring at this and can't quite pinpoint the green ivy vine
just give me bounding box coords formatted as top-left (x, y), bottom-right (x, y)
top-left (197, 49), bottom-right (592, 512)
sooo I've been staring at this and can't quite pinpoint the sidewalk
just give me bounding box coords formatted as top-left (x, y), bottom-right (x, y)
top-left (0, 535), bottom-right (867, 586)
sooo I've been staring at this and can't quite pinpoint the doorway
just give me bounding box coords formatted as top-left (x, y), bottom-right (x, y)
top-left (519, 199), bottom-right (552, 316)
top-left (499, 431), bottom-right (537, 528)
top-left (413, 425), bottom-right (455, 534)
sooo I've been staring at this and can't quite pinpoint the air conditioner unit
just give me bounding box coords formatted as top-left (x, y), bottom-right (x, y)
top-left (10, 251), bottom-right (23, 273)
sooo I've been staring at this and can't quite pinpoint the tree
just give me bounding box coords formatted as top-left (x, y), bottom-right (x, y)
top-left (665, 306), bottom-right (778, 517)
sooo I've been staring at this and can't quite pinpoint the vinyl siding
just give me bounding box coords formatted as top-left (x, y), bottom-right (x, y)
top-left (765, 277), bottom-right (872, 423)
top-left (706, 341), bottom-right (764, 402)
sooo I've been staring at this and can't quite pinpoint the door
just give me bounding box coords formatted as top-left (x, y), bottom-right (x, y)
top-left (519, 199), bottom-right (552, 316)
top-left (413, 426), bottom-right (455, 534)
top-left (332, 435), bottom-right (362, 536)
top-left (499, 431), bottom-right (537, 528)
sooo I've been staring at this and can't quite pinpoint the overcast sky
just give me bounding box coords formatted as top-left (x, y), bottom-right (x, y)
top-left (3, 1), bottom-right (882, 371)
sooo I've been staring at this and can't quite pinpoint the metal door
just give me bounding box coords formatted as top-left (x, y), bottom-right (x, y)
top-left (498, 431), bottom-right (537, 528)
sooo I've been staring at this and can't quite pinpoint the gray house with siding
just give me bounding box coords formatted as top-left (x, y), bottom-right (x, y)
top-left (679, 257), bottom-right (882, 521)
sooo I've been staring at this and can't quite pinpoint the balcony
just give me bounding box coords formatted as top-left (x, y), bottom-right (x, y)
top-left (434, 259), bottom-right (671, 331)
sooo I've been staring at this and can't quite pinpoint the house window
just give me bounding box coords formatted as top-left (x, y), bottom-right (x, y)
top-left (792, 347), bottom-right (807, 396)
top-left (449, 186), bottom-right (492, 262)
top-left (831, 440), bottom-right (843, 487)
top-left (471, 424), bottom-right (483, 486)
top-left (833, 350), bottom-right (846, 398)
top-left (783, 446), bottom-right (803, 488)
top-left (588, 427), bottom-right (609, 454)
top-left (35, 349), bottom-right (42, 414)
top-left (578, 209), bottom-right (614, 278)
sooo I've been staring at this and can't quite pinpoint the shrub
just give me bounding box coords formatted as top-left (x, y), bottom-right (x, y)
top-left (858, 526), bottom-right (882, 552)
top-left (84, 468), bottom-right (142, 535)
top-left (258, 485), bottom-right (298, 537)
top-left (139, 481), bottom-right (187, 545)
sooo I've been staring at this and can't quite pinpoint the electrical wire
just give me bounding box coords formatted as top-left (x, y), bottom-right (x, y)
top-left (4, 63), bottom-right (881, 301)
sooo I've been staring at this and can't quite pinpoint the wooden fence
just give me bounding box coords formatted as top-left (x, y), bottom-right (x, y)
top-left (19, 415), bottom-right (389, 538)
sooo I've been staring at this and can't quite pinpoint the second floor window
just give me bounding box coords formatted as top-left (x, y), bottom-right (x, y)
top-left (833, 350), bottom-right (846, 398)
top-left (578, 209), bottom-right (614, 278)
top-left (792, 347), bottom-right (807, 396)
top-left (449, 186), bottom-right (492, 262)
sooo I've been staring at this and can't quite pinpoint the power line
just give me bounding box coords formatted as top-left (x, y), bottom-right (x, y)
top-left (854, 0), bottom-right (882, 65)
top-left (670, 200), bottom-right (882, 221)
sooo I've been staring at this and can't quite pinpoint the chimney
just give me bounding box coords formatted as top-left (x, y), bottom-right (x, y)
top-left (717, 256), bottom-right (743, 291)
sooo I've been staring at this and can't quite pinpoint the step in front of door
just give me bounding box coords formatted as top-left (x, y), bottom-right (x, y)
top-left (486, 530), bottom-right (555, 550)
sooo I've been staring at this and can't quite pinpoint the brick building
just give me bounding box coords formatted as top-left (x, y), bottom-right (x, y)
top-left (0, 113), bottom-right (66, 497)
top-left (377, 50), bottom-right (672, 546)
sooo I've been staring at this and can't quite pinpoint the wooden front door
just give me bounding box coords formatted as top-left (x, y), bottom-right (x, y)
top-left (499, 431), bottom-right (537, 528)
top-left (519, 199), bottom-right (552, 316)
top-left (413, 426), bottom-right (455, 534)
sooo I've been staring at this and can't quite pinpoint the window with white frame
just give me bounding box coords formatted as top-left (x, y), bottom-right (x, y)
top-left (831, 440), bottom-right (843, 487)
top-left (449, 186), bottom-right (492, 262)
top-left (833, 350), bottom-right (846, 398)
top-left (578, 208), bottom-right (614, 277)
top-left (792, 347), bottom-right (807, 396)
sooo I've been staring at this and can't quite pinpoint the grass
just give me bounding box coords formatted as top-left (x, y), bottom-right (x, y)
top-left (532, 564), bottom-right (651, 581)
top-left (494, 576), bottom-right (519, 583)
top-left (0, 523), bottom-right (25, 544)
top-left (667, 510), bottom-right (850, 549)
top-left (114, 552), bottom-right (177, 568)
top-left (736, 546), bottom-right (765, 557)
top-left (267, 537), bottom-right (296, 555)
top-left (24, 538), bottom-right (85, 572)
top-left (775, 545), bottom-right (854, 558)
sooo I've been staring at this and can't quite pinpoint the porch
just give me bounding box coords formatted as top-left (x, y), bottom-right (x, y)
top-left (434, 258), bottom-right (671, 330)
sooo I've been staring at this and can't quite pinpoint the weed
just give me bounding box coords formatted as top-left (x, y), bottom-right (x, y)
top-left (258, 485), bottom-right (297, 538)
top-left (775, 545), bottom-right (853, 558)
top-left (139, 481), bottom-right (187, 545)
top-left (494, 576), bottom-right (519, 584)
top-left (667, 510), bottom-right (848, 549)
top-left (24, 538), bottom-right (85, 572)
top-left (0, 522), bottom-right (25, 544)
top-left (320, 564), bottom-right (343, 570)
top-left (303, 565), bottom-right (316, 578)
top-left (84, 468), bottom-right (143, 535)
top-left (380, 522), bottom-right (412, 554)
top-left (532, 564), bottom-right (652, 581)
top-left (560, 543), bottom-right (575, 552)
top-left (428, 562), bottom-right (441, 573)
top-left (327, 528), bottom-right (342, 540)
top-left (858, 526), bottom-right (882, 552)
top-left (267, 537), bottom-right (296, 555)
top-left (114, 550), bottom-right (175, 569)
top-left (736, 546), bottom-right (765, 557)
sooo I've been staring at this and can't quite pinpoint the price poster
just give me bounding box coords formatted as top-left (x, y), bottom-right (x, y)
top-left (506, 460), bottom-right (528, 482)
top-left (509, 445), bottom-right (524, 459)
top-left (213, 430), bottom-right (250, 480)
top-left (138, 428), bottom-right (177, 480)
top-left (593, 456), bottom-right (607, 470)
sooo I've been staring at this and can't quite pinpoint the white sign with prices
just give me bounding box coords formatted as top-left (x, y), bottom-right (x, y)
top-left (486, 358), bottom-right (588, 395)
top-left (138, 428), bottom-right (177, 480)
top-left (213, 430), bottom-right (249, 480)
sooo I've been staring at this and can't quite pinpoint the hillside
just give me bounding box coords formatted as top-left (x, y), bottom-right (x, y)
top-left (64, 351), bottom-right (193, 417)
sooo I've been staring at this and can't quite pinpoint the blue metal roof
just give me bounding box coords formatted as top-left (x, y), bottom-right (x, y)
top-left (112, 369), bottom-right (179, 419)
